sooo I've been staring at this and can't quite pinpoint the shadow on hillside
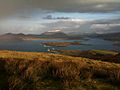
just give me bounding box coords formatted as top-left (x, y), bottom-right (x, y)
top-left (0, 59), bottom-right (9, 90)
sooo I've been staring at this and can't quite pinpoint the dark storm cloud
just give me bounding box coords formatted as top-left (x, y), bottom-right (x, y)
top-left (0, 0), bottom-right (120, 17)
top-left (43, 15), bottom-right (70, 20)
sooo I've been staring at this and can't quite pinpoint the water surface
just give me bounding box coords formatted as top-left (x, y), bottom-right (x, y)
top-left (0, 38), bottom-right (119, 52)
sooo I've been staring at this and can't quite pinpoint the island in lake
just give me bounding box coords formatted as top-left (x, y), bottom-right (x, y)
top-left (42, 42), bottom-right (81, 47)
top-left (113, 44), bottom-right (120, 47)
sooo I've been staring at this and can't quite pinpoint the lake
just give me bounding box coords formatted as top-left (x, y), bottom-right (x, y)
top-left (0, 38), bottom-right (120, 52)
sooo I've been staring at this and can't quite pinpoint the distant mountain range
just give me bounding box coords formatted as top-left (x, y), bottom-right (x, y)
top-left (0, 30), bottom-right (68, 41)
top-left (0, 31), bottom-right (120, 41)
top-left (0, 33), bottom-right (40, 42)
top-left (93, 32), bottom-right (120, 41)
top-left (0, 33), bottom-right (23, 42)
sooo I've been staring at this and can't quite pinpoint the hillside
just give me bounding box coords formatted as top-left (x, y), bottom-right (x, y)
top-left (94, 32), bottom-right (120, 41)
top-left (55, 50), bottom-right (120, 63)
top-left (0, 33), bottom-right (24, 42)
top-left (0, 33), bottom-right (41, 41)
top-left (40, 30), bottom-right (68, 38)
top-left (0, 31), bottom-right (69, 41)
top-left (0, 51), bottom-right (120, 90)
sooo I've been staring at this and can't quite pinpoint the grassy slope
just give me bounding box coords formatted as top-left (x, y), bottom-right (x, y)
top-left (56, 50), bottom-right (119, 56)
top-left (0, 50), bottom-right (120, 90)
top-left (113, 44), bottom-right (120, 47)
top-left (90, 50), bottom-right (118, 55)
top-left (56, 50), bottom-right (120, 63)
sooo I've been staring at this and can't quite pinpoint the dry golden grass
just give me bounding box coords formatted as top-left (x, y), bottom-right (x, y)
top-left (0, 50), bottom-right (120, 90)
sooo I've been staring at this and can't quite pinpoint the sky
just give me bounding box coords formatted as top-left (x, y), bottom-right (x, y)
top-left (0, 0), bottom-right (120, 34)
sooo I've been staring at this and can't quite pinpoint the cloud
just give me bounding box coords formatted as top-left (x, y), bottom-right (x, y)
top-left (41, 19), bottom-right (91, 33)
top-left (90, 18), bottom-right (120, 33)
top-left (0, 19), bottom-right (46, 34)
top-left (41, 18), bottom-right (120, 34)
top-left (0, 13), bottom-right (119, 34)
top-left (43, 15), bottom-right (70, 20)
top-left (0, 0), bottom-right (120, 18)
top-left (90, 24), bottom-right (110, 30)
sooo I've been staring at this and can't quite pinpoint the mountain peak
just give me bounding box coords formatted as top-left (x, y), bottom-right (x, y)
top-left (47, 29), bottom-right (62, 33)
top-left (41, 30), bottom-right (68, 38)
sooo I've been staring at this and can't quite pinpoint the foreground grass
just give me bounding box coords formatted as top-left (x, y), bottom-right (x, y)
top-left (0, 50), bottom-right (120, 90)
